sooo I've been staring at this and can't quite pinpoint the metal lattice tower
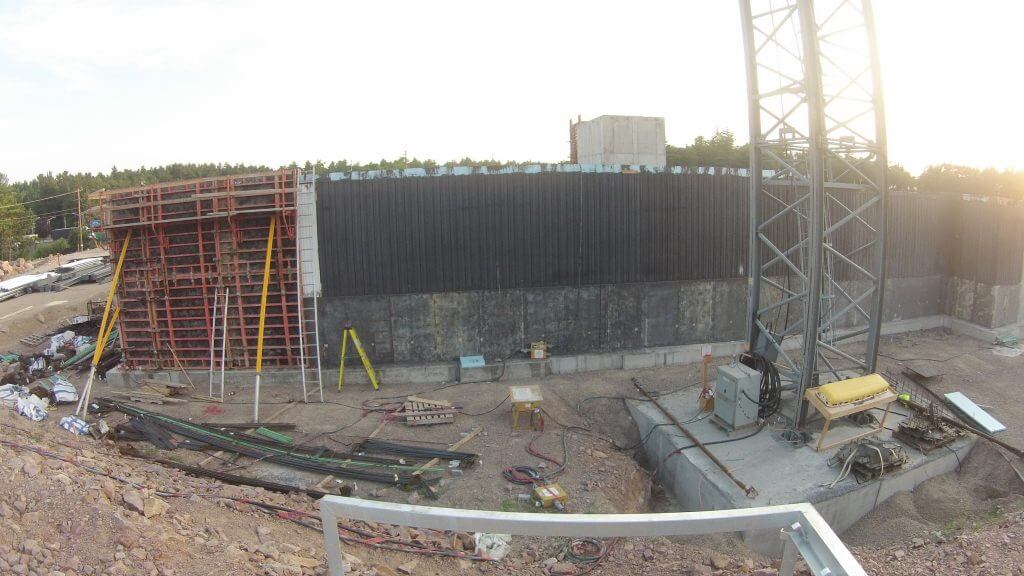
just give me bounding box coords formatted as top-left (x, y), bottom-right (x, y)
top-left (740, 0), bottom-right (887, 428)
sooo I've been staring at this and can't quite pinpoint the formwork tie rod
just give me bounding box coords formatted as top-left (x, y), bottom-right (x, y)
top-left (632, 378), bottom-right (757, 498)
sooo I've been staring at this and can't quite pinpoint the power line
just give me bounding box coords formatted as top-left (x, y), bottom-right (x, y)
top-left (0, 209), bottom-right (77, 227)
top-left (0, 189), bottom-right (79, 211)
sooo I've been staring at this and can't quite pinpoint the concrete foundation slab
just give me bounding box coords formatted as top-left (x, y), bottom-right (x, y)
top-left (627, 389), bottom-right (975, 555)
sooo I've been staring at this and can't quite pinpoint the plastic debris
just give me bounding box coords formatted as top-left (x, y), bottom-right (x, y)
top-left (27, 356), bottom-right (45, 374)
top-left (60, 415), bottom-right (91, 435)
top-left (45, 330), bottom-right (76, 356)
top-left (0, 383), bottom-right (28, 407)
top-left (474, 533), bottom-right (512, 560)
top-left (49, 374), bottom-right (79, 404)
top-left (16, 395), bottom-right (48, 421)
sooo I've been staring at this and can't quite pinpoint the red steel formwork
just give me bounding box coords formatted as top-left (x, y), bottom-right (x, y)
top-left (101, 170), bottom-right (302, 370)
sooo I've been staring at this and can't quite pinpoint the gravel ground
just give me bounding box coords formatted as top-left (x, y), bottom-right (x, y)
top-left (2, 273), bottom-right (1023, 575)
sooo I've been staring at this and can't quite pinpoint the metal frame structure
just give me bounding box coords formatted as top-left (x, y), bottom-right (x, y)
top-left (101, 171), bottom-right (303, 370)
top-left (319, 496), bottom-right (867, 576)
top-left (741, 0), bottom-right (887, 428)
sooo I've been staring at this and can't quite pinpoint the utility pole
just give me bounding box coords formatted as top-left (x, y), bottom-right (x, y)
top-left (76, 188), bottom-right (84, 252)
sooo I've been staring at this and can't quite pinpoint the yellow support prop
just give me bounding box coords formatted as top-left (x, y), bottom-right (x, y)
top-left (101, 307), bottom-right (120, 349)
top-left (92, 229), bottom-right (131, 366)
top-left (337, 326), bottom-right (379, 391)
top-left (255, 217), bottom-right (276, 373)
top-left (77, 228), bottom-right (132, 416)
top-left (253, 217), bottom-right (276, 422)
top-left (338, 329), bottom-right (349, 390)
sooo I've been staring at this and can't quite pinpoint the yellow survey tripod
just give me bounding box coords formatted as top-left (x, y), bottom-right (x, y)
top-left (337, 324), bottom-right (380, 390)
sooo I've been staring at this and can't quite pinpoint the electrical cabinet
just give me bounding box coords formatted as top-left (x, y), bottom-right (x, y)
top-left (712, 362), bottom-right (762, 432)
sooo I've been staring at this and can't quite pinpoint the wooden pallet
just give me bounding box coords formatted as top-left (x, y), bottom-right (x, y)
top-left (20, 333), bottom-right (47, 346)
top-left (402, 396), bottom-right (455, 426)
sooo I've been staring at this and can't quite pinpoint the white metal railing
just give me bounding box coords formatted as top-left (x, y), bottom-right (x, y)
top-left (319, 496), bottom-right (866, 576)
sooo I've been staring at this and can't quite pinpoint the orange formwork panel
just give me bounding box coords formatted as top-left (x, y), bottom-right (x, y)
top-left (100, 170), bottom-right (303, 370)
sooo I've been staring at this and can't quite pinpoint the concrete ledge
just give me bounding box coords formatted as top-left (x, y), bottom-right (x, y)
top-left (116, 314), bottom-right (1019, 387)
top-left (627, 389), bottom-right (976, 555)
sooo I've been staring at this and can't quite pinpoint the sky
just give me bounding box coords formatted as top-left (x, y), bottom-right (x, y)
top-left (0, 0), bottom-right (1020, 183)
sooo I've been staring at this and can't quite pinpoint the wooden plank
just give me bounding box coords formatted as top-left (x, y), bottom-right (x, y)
top-left (199, 450), bottom-right (225, 466)
top-left (407, 395), bottom-right (452, 407)
top-left (165, 344), bottom-right (196, 390)
top-left (139, 378), bottom-right (189, 388)
top-left (265, 401), bottom-right (297, 423)
top-left (407, 416), bottom-right (454, 427)
top-left (412, 427), bottom-right (482, 476)
top-left (401, 409), bottom-right (458, 418)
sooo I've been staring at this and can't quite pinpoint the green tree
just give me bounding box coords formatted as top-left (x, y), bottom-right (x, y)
top-left (0, 173), bottom-right (36, 261)
top-left (666, 129), bottom-right (750, 169)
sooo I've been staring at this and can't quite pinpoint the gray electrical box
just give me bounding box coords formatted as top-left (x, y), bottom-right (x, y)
top-left (711, 363), bottom-right (762, 433)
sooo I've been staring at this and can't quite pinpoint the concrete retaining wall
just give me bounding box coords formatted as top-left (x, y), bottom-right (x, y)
top-left (317, 275), bottom-right (960, 367)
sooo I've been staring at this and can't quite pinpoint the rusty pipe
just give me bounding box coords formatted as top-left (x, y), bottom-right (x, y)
top-left (633, 378), bottom-right (757, 498)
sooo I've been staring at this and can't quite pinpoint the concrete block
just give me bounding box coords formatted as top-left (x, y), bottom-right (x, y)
top-left (379, 363), bottom-right (454, 385)
top-left (628, 388), bottom-right (976, 556)
top-left (884, 276), bottom-right (945, 322)
top-left (971, 282), bottom-right (996, 327)
top-left (603, 284), bottom-right (644, 350)
top-left (622, 352), bottom-right (659, 370)
top-left (525, 287), bottom-right (580, 351)
top-left (677, 281), bottom-right (714, 344)
top-left (991, 284), bottom-right (1021, 328)
top-left (574, 287), bottom-right (603, 351)
top-left (318, 296), bottom-right (393, 366)
top-left (549, 356), bottom-right (578, 374)
top-left (390, 294), bottom-right (436, 363)
top-left (504, 359), bottom-right (551, 380)
top-left (432, 292), bottom-right (482, 359)
top-left (643, 283), bottom-right (680, 347)
top-left (945, 277), bottom-right (976, 322)
top-left (480, 290), bottom-right (525, 360)
top-left (712, 279), bottom-right (747, 341)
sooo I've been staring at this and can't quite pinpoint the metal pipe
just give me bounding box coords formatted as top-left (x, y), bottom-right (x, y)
top-left (219, 288), bottom-right (229, 401)
top-left (633, 379), bottom-right (756, 498)
top-left (795, 0), bottom-right (826, 430)
top-left (209, 288), bottom-right (219, 397)
top-left (862, 0), bottom-right (889, 374)
top-left (739, 0), bottom-right (762, 351)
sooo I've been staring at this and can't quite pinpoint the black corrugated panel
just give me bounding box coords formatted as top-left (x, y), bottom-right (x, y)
top-left (316, 173), bottom-right (988, 298)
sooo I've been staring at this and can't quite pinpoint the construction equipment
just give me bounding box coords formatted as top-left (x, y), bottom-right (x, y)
top-left (827, 438), bottom-right (907, 485)
top-left (337, 325), bottom-right (379, 390)
top-left (896, 393), bottom-right (1023, 457)
top-left (893, 406), bottom-right (963, 454)
top-left (804, 375), bottom-right (897, 453)
top-left (742, 0), bottom-right (889, 434)
top-left (710, 362), bottom-right (761, 433)
top-left (509, 385), bottom-right (544, 431)
top-left (943, 392), bottom-right (1006, 434)
top-left (531, 483), bottom-right (569, 511)
top-left (528, 341), bottom-right (549, 360)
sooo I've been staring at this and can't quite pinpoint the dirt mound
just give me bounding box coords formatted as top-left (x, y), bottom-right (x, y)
top-left (844, 443), bottom-right (1024, 547)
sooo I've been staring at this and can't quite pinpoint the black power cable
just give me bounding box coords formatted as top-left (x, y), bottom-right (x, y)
top-left (739, 353), bottom-right (781, 419)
